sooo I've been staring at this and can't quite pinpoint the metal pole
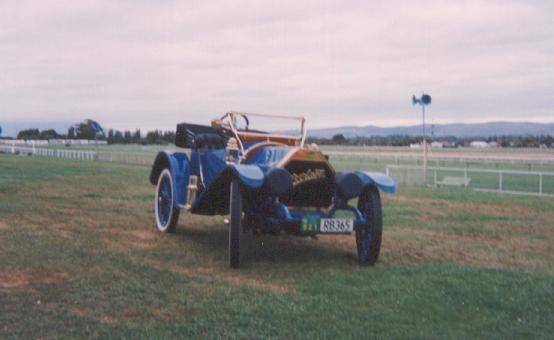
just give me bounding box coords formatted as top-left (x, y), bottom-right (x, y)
top-left (422, 104), bottom-right (427, 186)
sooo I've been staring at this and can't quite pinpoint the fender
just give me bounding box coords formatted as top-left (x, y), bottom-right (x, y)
top-left (150, 151), bottom-right (190, 206)
top-left (189, 163), bottom-right (263, 215)
top-left (355, 171), bottom-right (397, 194)
top-left (228, 163), bottom-right (264, 189)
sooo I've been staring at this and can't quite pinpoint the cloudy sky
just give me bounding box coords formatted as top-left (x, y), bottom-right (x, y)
top-left (1, 0), bottom-right (553, 131)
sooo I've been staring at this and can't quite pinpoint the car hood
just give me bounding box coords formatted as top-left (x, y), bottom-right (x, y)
top-left (245, 146), bottom-right (331, 171)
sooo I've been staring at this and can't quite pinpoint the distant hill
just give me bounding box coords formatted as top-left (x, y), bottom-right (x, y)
top-left (306, 122), bottom-right (554, 138)
top-left (0, 121), bottom-right (72, 138)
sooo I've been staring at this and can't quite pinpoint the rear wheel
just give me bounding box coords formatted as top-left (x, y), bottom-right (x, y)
top-left (229, 179), bottom-right (242, 268)
top-left (155, 169), bottom-right (180, 233)
top-left (356, 186), bottom-right (383, 265)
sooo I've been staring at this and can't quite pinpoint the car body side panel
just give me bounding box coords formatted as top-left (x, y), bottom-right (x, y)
top-left (355, 171), bottom-right (397, 194)
top-left (246, 146), bottom-right (291, 169)
top-left (189, 149), bottom-right (264, 215)
top-left (196, 149), bottom-right (226, 188)
top-left (193, 149), bottom-right (264, 189)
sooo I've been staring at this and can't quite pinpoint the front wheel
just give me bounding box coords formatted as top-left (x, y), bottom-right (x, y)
top-left (356, 186), bottom-right (383, 265)
top-left (155, 169), bottom-right (180, 233)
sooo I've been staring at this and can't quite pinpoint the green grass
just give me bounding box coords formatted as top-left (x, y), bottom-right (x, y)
top-left (1, 155), bottom-right (553, 339)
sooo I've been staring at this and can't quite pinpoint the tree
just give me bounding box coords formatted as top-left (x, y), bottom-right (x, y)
top-left (146, 130), bottom-right (161, 144)
top-left (162, 130), bottom-right (175, 143)
top-left (107, 129), bottom-right (115, 144)
top-left (74, 119), bottom-right (105, 140)
top-left (39, 129), bottom-right (60, 140)
top-left (123, 130), bottom-right (132, 144)
top-left (332, 134), bottom-right (347, 145)
top-left (133, 129), bottom-right (141, 144)
top-left (17, 128), bottom-right (40, 140)
top-left (75, 123), bottom-right (96, 139)
top-left (114, 131), bottom-right (124, 144)
top-left (67, 127), bottom-right (76, 139)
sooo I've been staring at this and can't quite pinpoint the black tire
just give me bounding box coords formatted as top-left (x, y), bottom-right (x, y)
top-left (229, 179), bottom-right (242, 268)
top-left (155, 169), bottom-right (180, 233)
top-left (356, 185), bottom-right (383, 265)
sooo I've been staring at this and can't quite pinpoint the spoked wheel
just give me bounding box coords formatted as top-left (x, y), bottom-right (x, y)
top-left (229, 179), bottom-right (245, 268)
top-left (356, 185), bottom-right (383, 265)
top-left (155, 169), bottom-right (180, 233)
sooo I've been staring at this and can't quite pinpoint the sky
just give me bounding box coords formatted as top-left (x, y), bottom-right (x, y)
top-left (1, 0), bottom-right (553, 131)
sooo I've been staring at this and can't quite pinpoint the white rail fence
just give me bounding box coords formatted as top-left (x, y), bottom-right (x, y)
top-left (0, 145), bottom-right (96, 161)
top-left (1, 145), bottom-right (159, 165)
top-left (95, 150), bottom-right (156, 165)
top-left (385, 164), bottom-right (554, 197)
top-left (326, 150), bottom-right (554, 166)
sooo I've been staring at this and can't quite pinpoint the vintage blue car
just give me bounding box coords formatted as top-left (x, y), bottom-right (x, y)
top-left (150, 112), bottom-right (396, 268)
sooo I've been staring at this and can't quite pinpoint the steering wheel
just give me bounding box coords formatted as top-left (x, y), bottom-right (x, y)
top-left (222, 113), bottom-right (249, 131)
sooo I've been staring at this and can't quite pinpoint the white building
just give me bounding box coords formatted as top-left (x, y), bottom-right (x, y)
top-left (470, 141), bottom-right (490, 148)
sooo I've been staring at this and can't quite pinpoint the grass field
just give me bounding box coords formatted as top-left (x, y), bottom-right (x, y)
top-left (1, 155), bottom-right (554, 338)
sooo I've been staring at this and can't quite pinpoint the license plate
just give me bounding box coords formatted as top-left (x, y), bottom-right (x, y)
top-left (301, 215), bottom-right (320, 233)
top-left (319, 218), bottom-right (354, 233)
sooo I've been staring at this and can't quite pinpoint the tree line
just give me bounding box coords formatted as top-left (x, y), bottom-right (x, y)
top-left (15, 119), bottom-right (176, 145)
top-left (17, 119), bottom-right (105, 140)
top-left (17, 127), bottom-right (176, 145)
top-left (13, 119), bottom-right (554, 148)
top-left (105, 129), bottom-right (175, 144)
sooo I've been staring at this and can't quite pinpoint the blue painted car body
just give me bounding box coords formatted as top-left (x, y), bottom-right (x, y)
top-left (355, 171), bottom-right (397, 194)
top-left (151, 150), bottom-right (264, 211)
top-left (150, 143), bottom-right (396, 235)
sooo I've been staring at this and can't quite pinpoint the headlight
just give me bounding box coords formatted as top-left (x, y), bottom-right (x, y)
top-left (336, 172), bottom-right (362, 200)
top-left (264, 168), bottom-right (292, 197)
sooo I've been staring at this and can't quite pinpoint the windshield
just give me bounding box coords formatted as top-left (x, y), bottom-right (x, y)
top-left (221, 111), bottom-right (307, 152)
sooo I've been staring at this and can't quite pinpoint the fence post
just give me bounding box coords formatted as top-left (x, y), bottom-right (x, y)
top-left (499, 172), bottom-right (503, 192)
top-left (385, 166), bottom-right (390, 176)
top-left (464, 168), bottom-right (468, 184)
top-left (539, 174), bottom-right (543, 195)
top-left (434, 169), bottom-right (437, 187)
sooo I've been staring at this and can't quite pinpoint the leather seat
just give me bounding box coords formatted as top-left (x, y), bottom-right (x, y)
top-left (194, 133), bottom-right (225, 149)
